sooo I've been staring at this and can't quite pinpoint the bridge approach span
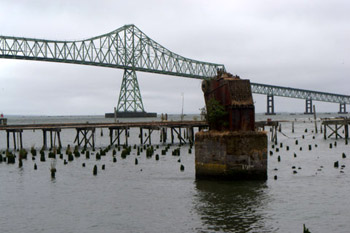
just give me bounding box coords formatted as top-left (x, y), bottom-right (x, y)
top-left (251, 83), bottom-right (350, 114)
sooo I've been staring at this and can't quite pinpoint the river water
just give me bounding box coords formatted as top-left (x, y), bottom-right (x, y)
top-left (0, 113), bottom-right (349, 233)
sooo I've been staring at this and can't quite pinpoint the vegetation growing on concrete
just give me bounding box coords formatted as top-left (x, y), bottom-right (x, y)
top-left (205, 98), bottom-right (227, 130)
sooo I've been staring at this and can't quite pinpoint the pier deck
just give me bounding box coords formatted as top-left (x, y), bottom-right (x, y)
top-left (0, 121), bottom-right (208, 150)
top-left (0, 120), bottom-right (280, 150)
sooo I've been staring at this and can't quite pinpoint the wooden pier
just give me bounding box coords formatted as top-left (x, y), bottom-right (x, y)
top-left (322, 118), bottom-right (350, 140)
top-left (0, 121), bottom-right (208, 150)
top-left (0, 120), bottom-right (280, 150)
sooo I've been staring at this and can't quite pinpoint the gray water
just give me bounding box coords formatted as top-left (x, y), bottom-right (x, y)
top-left (0, 113), bottom-right (349, 233)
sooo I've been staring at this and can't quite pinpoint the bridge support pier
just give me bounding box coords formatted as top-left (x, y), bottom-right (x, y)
top-left (117, 69), bottom-right (145, 113)
top-left (265, 95), bottom-right (276, 115)
top-left (338, 103), bottom-right (348, 114)
top-left (304, 99), bottom-right (313, 114)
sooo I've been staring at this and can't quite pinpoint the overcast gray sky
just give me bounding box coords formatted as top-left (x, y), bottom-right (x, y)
top-left (0, 0), bottom-right (349, 115)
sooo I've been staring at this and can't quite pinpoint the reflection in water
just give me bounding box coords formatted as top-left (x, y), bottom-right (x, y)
top-left (194, 180), bottom-right (273, 232)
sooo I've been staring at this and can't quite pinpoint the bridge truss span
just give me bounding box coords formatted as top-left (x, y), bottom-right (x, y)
top-left (0, 24), bottom-right (224, 79)
top-left (0, 24), bottom-right (225, 114)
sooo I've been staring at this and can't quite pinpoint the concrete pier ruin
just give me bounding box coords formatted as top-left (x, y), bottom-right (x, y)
top-left (195, 72), bottom-right (267, 180)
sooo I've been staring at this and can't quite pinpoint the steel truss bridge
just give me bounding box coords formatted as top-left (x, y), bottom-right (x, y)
top-left (0, 24), bottom-right (349, 114)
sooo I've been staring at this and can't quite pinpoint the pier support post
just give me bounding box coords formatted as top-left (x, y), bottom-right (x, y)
top-left (125, 127), bottom-right (128, 146)
top-left (304, 99), bottom-right (313, 114)
top-left (338, 103), bottom-right (347, 114)
top-left (188, 127), bottom-right (194, 144)
top-left (143, 128), bottom-right (154, 145)
top-left (160, 127), bottom-right (167, 143)
top-left (74, 127), bottom-right (95, 149)
top-left (171, 127), bottom-right (174, 144)
top-left (140, 128), bottom-right (143, 144)
top-left (42, 129), bottom-right (62, 150)
top-left (109, 127), bottom-right (128, 146)
top-left (6, 129), bottom-right (23, 150)
top-left (265, 95), bottom-right (276, 115)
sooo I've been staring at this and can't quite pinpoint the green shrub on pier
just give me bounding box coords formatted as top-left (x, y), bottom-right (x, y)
top-left (206, 98), bottom-right (228, 130)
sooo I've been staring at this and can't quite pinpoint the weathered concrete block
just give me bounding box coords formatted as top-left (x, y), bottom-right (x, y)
top-left (195, 130), bottom-right (267, 180)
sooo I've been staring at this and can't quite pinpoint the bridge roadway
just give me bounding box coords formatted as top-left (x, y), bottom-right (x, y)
top-left (1, 24), bottom-right (349, 114)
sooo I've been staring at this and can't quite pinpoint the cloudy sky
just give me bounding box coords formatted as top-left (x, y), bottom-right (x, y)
top-left (0, 0), bottom-right (349, 115)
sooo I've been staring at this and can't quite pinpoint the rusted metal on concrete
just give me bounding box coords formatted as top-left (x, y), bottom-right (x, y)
top-left (202, 72), bottom-right (255, 131)
top-left (196, 72), bottom-right (268, 180)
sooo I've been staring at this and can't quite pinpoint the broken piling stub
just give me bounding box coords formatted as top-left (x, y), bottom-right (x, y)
top-left (195, 71), bottom-right (267, 180)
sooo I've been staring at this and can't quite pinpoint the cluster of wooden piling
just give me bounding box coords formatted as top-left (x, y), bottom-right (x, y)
top-left (269, 119), bottom-right (348, 180)
top-left (0, 140), bottom-right (193, 178)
